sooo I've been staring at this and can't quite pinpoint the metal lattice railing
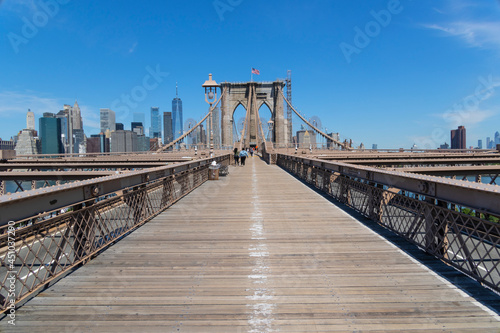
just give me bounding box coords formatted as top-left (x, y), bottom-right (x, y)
top-left (0, 155), bottom-right (230, 312)
top-left (278, 154), bottom-right (500, 293)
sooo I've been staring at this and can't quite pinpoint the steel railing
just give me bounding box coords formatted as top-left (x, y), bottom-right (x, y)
top-left (277, 154), bottom-right (500, 293)
top-left (0, 154), bottom-right (230, 312)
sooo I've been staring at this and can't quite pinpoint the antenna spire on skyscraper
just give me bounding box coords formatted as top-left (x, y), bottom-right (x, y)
top-left (176, 82), bottom-right (179, 98)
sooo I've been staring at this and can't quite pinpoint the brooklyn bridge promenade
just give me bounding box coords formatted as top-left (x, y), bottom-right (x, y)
top-left (3, 156), bottom-right (500, 332)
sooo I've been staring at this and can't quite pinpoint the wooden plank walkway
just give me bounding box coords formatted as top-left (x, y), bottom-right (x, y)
top-left (2, 157), bottom-right (500, 332)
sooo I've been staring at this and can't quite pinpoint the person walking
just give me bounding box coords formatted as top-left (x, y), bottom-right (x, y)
top-left (250, 148), bottom-right (254, 157)
top-left (239, 149), bottom-right (249, 166)
top-left (233, 148), bottom-right (240, 166)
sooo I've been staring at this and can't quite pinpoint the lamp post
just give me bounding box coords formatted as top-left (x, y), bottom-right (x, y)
top-left (202, 73), bottom-right (220, 158)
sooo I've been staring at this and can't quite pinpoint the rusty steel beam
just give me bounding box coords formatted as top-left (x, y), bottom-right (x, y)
top-left (12, 150), bottom-right (201, 159)
top-left (0, 154), bottom-right (230, 225)
top-left (9, 157), bottom-right (192, 163)
top-left (322, 157), bottom-right (500, 166)
top-left (391, 165), bottom-right (500, 176)
top-left (0, 171), bottom-right (117, 181)
top-left (280, 147), bottom-right (497, 154)
top-left (271, 148), bottom-right (498, 157)
top-left (0, 162), bottom-right (168, 171)
top-left (278, 154), bottom-right (500, 216)
top-left (311, 152), bottom-right (500, 159)
top-left (9, 149), bottom-right (233, 164)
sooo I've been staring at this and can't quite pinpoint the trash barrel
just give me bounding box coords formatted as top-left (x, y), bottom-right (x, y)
top-left (208, 163), bottom-right (220, 180)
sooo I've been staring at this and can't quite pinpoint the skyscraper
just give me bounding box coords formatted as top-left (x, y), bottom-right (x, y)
top-left (478, 139), bottom-right (483, 149)
top-left (56, 110), bottom-right (69, 153)
top-left (72, 100), bottom-right (83, 130)
top-left (326, 132), bottom-right (340, 149)
top-left (26, 109), bottom-right (35, 130)
top-left (39, 113), bottom-right (63, 154)
top-left (100, 108), bottom-right (116, 133)
top-left (163, 112), bottom-right (173, 145)
top-left (495, 131), bottom-right (500, 145)
top-left (73, 129), bottom-right (86, 154)
top-left (137, 135), bottom-right (150, 152)
top-left (185, 118), bottom-right (197, 145)
top-left (131, 122), bottom-right (144, 136)
top-left (88, 133), bottom-right (109, 153)
top-left (172, 83), bottom-right (183, 141)
top-left (111, 130), bottom-right (138, 152)
top-left (296, 130), bottom-right (316, 147)
top-left (150, 107), bottom-right (161, 138)
top-left (59, 105), bottom-right (74, 153)
top-left (15, 129), bottom-right (39, 156)
top-left (451, 126), bottom-right (466, 149)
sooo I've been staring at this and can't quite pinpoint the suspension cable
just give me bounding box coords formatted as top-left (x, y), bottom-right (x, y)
top-left (157, 87), bottom-right (227, 152)
top-left (278, 88), bottom-right (352, 150)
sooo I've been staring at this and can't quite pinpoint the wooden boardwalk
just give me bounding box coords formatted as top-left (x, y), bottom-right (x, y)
top-left (3, 157), bottom-right (500, 332)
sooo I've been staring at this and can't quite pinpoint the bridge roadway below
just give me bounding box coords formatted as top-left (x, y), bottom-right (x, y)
top-left (3, 157), bottom-right (500, 332)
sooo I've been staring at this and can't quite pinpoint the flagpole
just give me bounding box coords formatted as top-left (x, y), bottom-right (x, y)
top-left (251, 68), bottom-right (253, 82)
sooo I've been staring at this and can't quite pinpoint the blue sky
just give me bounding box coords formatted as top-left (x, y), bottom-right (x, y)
top-left (1, 0), bottom-right (499, 148)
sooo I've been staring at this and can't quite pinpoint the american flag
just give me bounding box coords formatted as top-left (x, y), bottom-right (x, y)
top-left (251, 68), bottom-right (260, 75)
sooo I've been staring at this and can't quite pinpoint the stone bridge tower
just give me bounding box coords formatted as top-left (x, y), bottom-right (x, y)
top-left (220, 80), bottom-right (286, 148)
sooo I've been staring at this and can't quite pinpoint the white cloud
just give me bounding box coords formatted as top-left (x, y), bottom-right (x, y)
top-left (443, 109), bottom-right (497, 128)
top-left (420, 74), bottom-right (500, 148)
top-left (425, 21), bottom-right (500, 50)
top-left (438, 75), bottom-right (500, 127)
top-left (424, 0), bottom-right (500, 52)
top-left (446, 0), bottom-right (481, 13)
top-left (0, 91), bottom-right (61, 117)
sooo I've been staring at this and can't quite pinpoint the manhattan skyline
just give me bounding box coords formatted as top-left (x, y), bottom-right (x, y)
top-left (1, 0), bottom-right (499, 148)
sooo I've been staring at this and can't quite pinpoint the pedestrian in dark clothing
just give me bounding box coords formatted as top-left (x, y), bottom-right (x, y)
top-left (233, 148), bottom-right (240, 165)
top-left (239, 149), bottom-right (249, 166)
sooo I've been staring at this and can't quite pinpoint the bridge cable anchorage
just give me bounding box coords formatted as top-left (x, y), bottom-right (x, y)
top-left (278, 88), bottom-right (353, 151)
top-left (156, 87), bottom-right (228, 152)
